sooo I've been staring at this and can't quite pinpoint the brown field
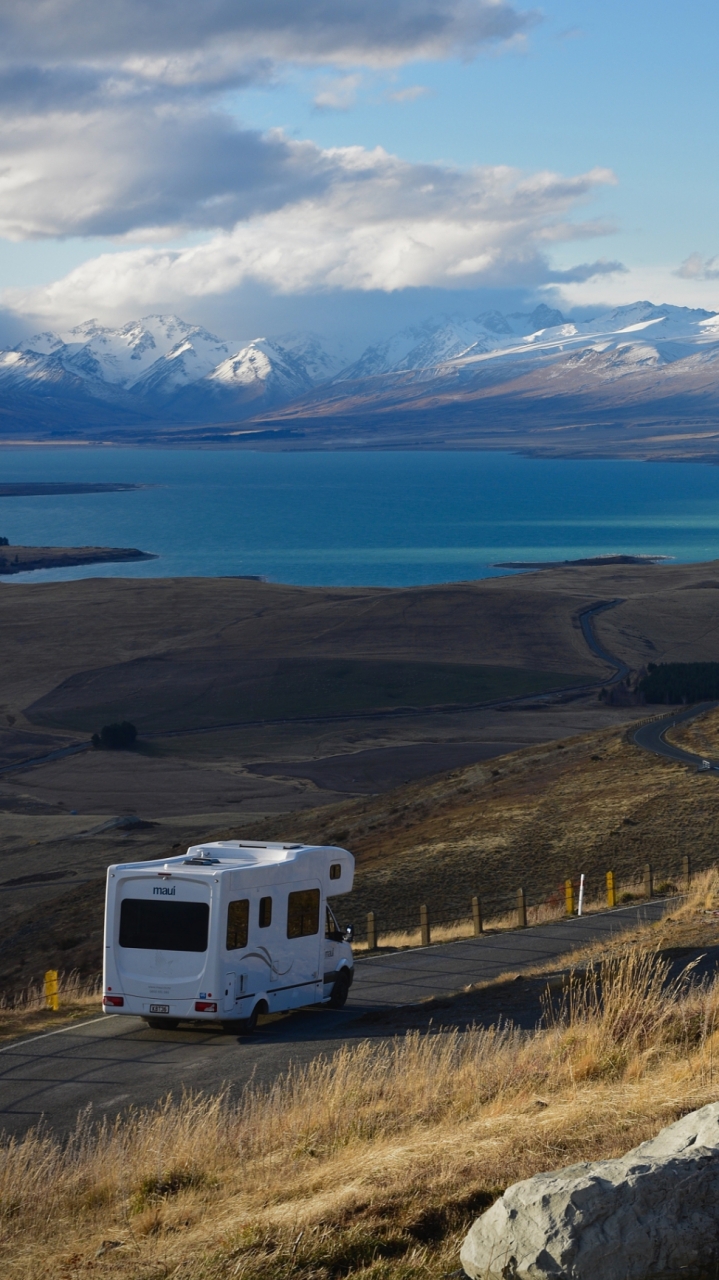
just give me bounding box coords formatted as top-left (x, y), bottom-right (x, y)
top-left (2, 561), bottom-right (719, 987)
top-left (3, 881), bottom-right (719, 1280)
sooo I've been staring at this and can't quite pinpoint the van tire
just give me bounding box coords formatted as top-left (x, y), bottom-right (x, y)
top-left (235, 1000), bottom-right (267, 1035)
top-left (144, 1017), bottom-right (180, 1030)
top-left (329, 970), bottom-right (352, 1008)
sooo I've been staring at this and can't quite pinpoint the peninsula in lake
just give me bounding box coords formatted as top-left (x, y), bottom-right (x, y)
top-left (0, 545), bottom-right (157, 574)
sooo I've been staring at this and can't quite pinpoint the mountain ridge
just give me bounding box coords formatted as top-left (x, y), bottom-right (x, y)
top-left (3, 301), bottom-right (719, 456)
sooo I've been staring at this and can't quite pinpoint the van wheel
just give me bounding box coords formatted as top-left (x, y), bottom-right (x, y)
top-left (144, 1017), bottom-right (179, 1030)
top-left (235, 1001), bottom-right (266, 1035)
top-left (329, 970), bottom-right (351, 1008)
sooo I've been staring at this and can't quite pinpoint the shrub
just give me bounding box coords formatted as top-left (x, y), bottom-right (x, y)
top-left (0, 536), bottom-right (8, 546)
top-left (93, 721), bottom-right (138, 750)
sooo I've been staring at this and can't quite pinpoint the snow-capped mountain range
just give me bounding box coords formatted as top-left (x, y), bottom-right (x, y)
top-left (3, 301), bottom-right (719, 439)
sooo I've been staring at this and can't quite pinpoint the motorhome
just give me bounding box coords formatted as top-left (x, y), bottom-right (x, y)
top-left (102, 840), bottom-right (355, 1031)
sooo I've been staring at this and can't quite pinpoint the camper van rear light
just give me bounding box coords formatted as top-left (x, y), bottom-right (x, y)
top-left (103, 995), bottom-right (124, 1007)
top-left (194, 1000), bottom-right (217, 1013)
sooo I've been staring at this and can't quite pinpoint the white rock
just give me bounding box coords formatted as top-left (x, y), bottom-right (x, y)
top-left (460, 1102), bottom-right (719, 1280)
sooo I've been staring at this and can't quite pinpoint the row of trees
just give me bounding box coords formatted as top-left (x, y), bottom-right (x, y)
top-left (92, 721), bottom-right (138, 750)
top-left (638, 662), bottom-right (719, 704)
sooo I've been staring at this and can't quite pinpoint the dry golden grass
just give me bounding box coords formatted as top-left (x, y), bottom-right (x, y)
top-left (0, 971), bottom-right (101, 1044)
top-left (247, 721), bottom-right (704, 934)
top-left (3, 880), bottom-right (719, 1280)
top-left (665, 704), bottom-right (719, 756)
top-left (350, 879), bottom-right (652, 952)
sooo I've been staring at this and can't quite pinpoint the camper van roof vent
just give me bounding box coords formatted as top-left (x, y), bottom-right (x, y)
top-left (184, 849), bottom-right (220, 865)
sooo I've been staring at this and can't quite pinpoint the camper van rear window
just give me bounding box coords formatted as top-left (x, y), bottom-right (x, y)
top-left (226, 899), bottom-right (249, 950)
top-left (287, 889), bottom-right (320, 938)
top-left (119, 899), bottom-right (209, 952)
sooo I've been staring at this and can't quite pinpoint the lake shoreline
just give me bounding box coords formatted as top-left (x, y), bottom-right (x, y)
top-left (0, 546), bottom-right (157, 575)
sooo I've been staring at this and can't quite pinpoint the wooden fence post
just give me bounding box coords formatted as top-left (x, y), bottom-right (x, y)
top-left (420, 904), bottom-right (431, 947)
top-left (682, 854), bottom-right (691, 892)
top-left (644, 863), bottom-right (654, 899)
top-left (472, 895), bottom-right (483, 936)
top-left (517, 888), bottom-right (527, 929)
top-left (606, 870), bottom-right (616, 908)
top-left (366, 911), bottom-right (377, 951)
top-left (44, 969), bottom-right (59, 1012)
top-left (564, 879), bottom-right (574, 916)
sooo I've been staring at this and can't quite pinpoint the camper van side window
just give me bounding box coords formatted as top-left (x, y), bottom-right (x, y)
top-left (329, 863), bottom-right (341, 880)
top-left (287, 889), bottom-right (320, 938)
top-left (226, 899), bottom-right (249, 950)
top-left (259, 896), bottom-right (272, 928)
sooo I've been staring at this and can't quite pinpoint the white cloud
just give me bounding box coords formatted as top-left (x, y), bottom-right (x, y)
top-left (0, 1), bottom-right (539, 244)
top-left (550, 263), bottom-right (719, 312)
top-left (3, 149), bottom-right (618, 325)
top-left (0, 2), bottom-right (537, 79)
top-left (314, 74), bottom-right (363, 111)
top-left (387, 85), bottom-right (432, 102)
top-left (675, 253), bottom-right (719, 282)
top-left (0, 98), bottom-right (337, 238)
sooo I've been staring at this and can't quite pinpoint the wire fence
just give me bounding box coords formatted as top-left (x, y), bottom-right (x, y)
top-left (340, 853), bottom-right (695, 949)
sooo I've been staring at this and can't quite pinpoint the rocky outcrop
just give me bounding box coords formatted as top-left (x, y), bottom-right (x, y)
top-left (460, 1102), bottom-right (719, 1280)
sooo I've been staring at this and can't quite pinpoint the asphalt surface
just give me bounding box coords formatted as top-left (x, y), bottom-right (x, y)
top-left (577, 599), bottom-right (629, 684)
top-left (633, 701), bottom-right (719, 768)
top-left (577, 600), bottom-right (719, 772)
top-left (0, 899), bottom-right (669, 1140)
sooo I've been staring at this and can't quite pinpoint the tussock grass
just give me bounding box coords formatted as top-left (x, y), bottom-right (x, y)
top-left (3, 902), bottom-right (719, 1279)
top-left (0, 970), bottom-right (101, 1043)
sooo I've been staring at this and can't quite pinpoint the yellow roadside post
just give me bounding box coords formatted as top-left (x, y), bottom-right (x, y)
top-left (564, 879), bottom-right (574, 916)
top-left (472, 895), bottom-right (483, 936)
top-left (517, 888), bottom-right (527, 928)
top-left (606, 870), bottom-right (616, 908)
top-left (420, 904), bottom-right (431, 947)
top-left (366, 911), bottom-right (377, 951)
top-left (44, 969), bottom-right (59, 1012)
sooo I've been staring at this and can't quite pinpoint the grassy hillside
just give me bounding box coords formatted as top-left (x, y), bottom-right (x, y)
top-left (243, 716), bottom-right (719, 932)
top-left (3, 892), bottom-right (719, 1279)
top-left (3, 710), bottom-right (717, 990)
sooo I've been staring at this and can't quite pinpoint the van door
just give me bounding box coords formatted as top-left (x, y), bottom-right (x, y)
top-left (274, 882), bottom-right (323, 1009)
top-left (223, 972), bottom-right (235, 1012)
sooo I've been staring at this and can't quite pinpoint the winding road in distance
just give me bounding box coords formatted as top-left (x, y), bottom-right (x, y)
top-left (579, 599), bottom-right (718, 771)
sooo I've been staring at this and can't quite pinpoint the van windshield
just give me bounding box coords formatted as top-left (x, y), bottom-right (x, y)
top-left (119, 899), bottom-right (209, 952)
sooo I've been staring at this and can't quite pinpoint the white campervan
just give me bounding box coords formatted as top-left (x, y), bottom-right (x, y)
top-left (102, 840), bottom-right (355, 1032)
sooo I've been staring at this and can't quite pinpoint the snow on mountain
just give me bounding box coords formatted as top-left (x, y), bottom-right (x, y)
top-left (2, 317), bottom-right (342, 424)
top-left (336, 305), bottom-right (587, 382)
top-left (207, 338), bottom-right (317, 399)
top-left (4, 302), bottom-right (719, 438)
top-left (68, 316), bottom-right (232, 388)
top-left (273, 332), bottom-right (347, 383)
top-left (337, 316), bottom-right (492, 380)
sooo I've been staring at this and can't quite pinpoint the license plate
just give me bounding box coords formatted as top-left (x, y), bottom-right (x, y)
top-left (149, 1003), bottom-right (170, 1014)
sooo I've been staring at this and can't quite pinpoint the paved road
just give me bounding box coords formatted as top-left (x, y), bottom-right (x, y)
top-left (577, 599), bottom-right (628, 683)
top-left (576, 601), bottom-right (719, 773)
top-left (0, 899), bottom-right (669, 1140)
top-left (633, 701), bottom-right (719, 769)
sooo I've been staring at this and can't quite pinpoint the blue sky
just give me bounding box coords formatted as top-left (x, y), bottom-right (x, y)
top-left (0, 0), bottom-right (717, 347)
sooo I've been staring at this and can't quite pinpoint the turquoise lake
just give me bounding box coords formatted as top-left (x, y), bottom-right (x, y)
top-left (2, 447), bottom-right (719, 586)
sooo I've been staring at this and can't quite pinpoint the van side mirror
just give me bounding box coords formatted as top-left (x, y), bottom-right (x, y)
top-left (344, 924), bottom-right (354, 942)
